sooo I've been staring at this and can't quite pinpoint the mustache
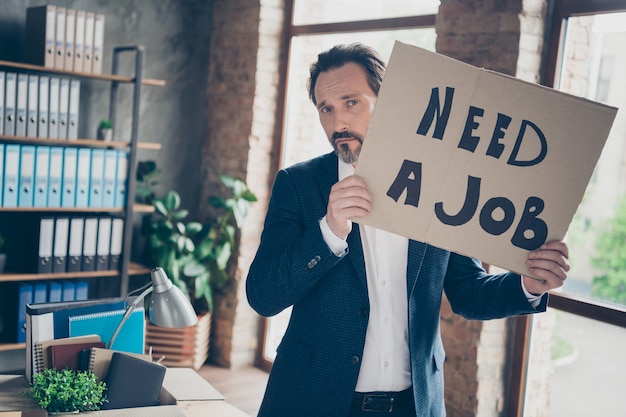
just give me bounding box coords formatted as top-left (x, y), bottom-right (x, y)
top-left (331, 130), bottom-right (363, 143)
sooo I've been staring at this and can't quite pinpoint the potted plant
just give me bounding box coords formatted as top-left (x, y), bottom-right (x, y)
top-left (139, 170), bottom-right (257, 368)
top-left (26, 368), bottom-right (107, 414)
top-left (97, 119), bottom-right (112, 141)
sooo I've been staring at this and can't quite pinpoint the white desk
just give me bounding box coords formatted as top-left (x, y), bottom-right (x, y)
top-left (0, 374), bottom-right (250, 417)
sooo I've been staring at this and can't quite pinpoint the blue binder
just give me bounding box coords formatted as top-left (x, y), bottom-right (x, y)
top-left (33, 146), bottom-right (50, 207)
top-left (61, 147), bottom-right (77, 207)
top-left (61, 281), bottom-right (76, 301)
top-left (3, 144), bottom-right (20, 207)
top-left (69, 308), bottom-right (145, 354)
top-left (47, 282), bottom-right (63, 302)
top-left (75, 148), bottom-right (91, 207)
top-left (89, 148), bottom-right (104, 207)
top-left (102, 149), bottom-right (117, 208)
top-left (47, 146), bottom-right (63, 207)
top-left (32, 283), bottom-right (48, 304)
top-left (75, 281), bottom-right (89, 301)
top-left (114, 150), bottom-right (128, 208)
top-left (18, 145), bottom-right (36, 207)
top-left (17, 283), bottom-right (33, 343)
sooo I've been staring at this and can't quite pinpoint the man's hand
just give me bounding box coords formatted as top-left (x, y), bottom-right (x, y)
top-left (326, 175), bottom-right (372, 239)
top-left (524, 240), bottom-right (570, 294)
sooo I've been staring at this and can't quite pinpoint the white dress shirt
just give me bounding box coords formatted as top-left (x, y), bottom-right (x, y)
top-left (319, 160), bottom-right (541, 393)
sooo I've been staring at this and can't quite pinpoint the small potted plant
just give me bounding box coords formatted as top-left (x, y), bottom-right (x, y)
top-left (97, 119), bottom-right (113, 141)
top-left (26, 368), bottom-right (107, 414)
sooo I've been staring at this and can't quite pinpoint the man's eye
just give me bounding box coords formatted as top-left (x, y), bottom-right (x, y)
top-left (321, 107), bottom-right (331, 113)
top-left (347, 99), bottom-right (357, 106)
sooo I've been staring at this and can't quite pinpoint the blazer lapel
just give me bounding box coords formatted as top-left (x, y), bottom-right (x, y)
top-left (315, 152), bottom-right (368, 290)
top-left (406, 240), bottom-right (427, 297)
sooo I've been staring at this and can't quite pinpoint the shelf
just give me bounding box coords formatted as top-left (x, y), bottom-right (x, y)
top-left (0, 134), bottom-right (161, 150)
top-left (0, 59), bottom-right (166, 86)
top-left (0, 343), bottom-right (24, 352)
top-left (0, 203), bottom-right (153, 213)
top-left (0, 262), bottom-right (151, 283)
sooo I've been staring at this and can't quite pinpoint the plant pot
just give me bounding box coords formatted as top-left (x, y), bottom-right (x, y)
top-left (97, 127), bottom-right (112, 141)
top-left (145, 312), bottom-right (210, 370)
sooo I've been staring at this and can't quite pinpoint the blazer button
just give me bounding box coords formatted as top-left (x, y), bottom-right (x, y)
top-left (306, 255), bottom-right (321, 270)
top-left (351, 355), bottom-right (360, 364)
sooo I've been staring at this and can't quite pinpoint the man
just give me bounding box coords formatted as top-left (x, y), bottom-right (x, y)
top-left (246, 43), bottom-right (569, 417)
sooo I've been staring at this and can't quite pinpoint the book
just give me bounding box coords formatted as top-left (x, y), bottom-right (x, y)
top-left (25, 297), bottom-right (125, 381)
top-left (68, 308), bottom-right (145, 353)
top-left (48, 340), bottom-right (105, 371)
top-left (33, 334), bottom-right (101, 374)
top-left (101, 352), bottom-right (166, 410)
top-left (161, 367), bottom-right (224, 402)
top-left (86, 346), bottom-right (152, 381)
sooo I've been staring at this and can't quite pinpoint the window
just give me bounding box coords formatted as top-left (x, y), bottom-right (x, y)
top-left (520, 3), bottom-right (626, 416)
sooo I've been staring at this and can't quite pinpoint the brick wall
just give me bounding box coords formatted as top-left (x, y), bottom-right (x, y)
top-left (200, 0), bottom-right (284, 368)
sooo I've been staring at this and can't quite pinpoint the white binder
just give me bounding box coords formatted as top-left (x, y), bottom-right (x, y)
top-left (52, 216), bottom-right (70, 273)
top-left (15, 73), bottom-right (28, 137)
top-left (26, 75), bottom-right (39, 137)
top-left (48, 77), bottom-right (60, 139)
top-left (3, 72), bottom-right (16, 135)
top-left (73, 10), bottom-right (86, 73)
top-left (2, 144), bottom-right (19, 207)
top-left (67, 79), bottom-right (80, 139)
top-left (64, 8), bottom-right (76, 71)
top-left (54, 6), bottom-right (66, 70)
top-left (83, 12), bottom-right (95, 73)
top-left (82, 216), bottom-right (98, 271)
top-left (37, 217), bottom-right (55, 273)
top-left (18, 145), bottom-right (35, 207)
top-left (92, 14), bottom-right (105, 74)
top-left (109, 218), bottom-right (124, 269)
top-left (96, 217), bottom-right (112, 271)
top-left (58, 78), bottom-right (69, 139)
top-left (68, 216), bottom-right (85, 272)
top-left (37, 76), bottom-right (49, 138)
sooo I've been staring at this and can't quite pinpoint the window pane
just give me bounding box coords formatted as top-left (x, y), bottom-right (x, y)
top-left (293, 0), bottom-right (440, 25)
top-left (559, 12), bottom-right (626, 308)
top-left (282, 30), bottom-right (436, 168)
top-left (525, 310), bottom-right (626, 416)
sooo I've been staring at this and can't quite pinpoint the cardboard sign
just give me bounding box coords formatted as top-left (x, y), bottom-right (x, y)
top-left (354, 41), bottom-right (618, 278)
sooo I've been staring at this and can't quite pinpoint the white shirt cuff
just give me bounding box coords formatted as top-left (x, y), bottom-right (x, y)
top-left (319, 216), bottom-right (348, 257)
top-left (520, 276), bottom-right (543, 308)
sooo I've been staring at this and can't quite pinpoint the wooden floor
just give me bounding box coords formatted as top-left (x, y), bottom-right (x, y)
top-left (197, 364), bottom-right (269, 417)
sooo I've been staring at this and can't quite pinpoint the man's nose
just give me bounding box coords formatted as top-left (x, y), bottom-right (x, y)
top-left (333, 110), bottom-right (349, 132)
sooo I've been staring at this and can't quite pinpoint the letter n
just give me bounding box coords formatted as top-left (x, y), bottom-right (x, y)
top-left (416, 87), bottom-right (455, 140)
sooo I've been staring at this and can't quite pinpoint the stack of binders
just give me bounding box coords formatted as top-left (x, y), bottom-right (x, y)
top-left (25, 5), bottom-right (105, 74)
top-left (0, 144), bottom-right (128, 209)
top-left (0, 70), bottom-right (81, 140)
top-left (37, 215), bottom-right (125, 274)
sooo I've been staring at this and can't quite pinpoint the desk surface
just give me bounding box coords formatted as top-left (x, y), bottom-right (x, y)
top-left (0, 374), bottom-right (250, 417)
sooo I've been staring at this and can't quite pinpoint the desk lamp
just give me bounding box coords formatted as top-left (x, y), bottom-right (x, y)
top-left (107, 267), bottom-right (198, 349)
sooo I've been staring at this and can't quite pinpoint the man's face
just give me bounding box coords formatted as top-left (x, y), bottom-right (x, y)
top-left (314, 62), bottom-right (377, 164)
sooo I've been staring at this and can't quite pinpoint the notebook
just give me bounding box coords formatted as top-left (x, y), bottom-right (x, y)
top-left (101, 352), bottom-right (166, 410)
top-left (48, 340), bottom-right (105, 371)
top-left (68, 308), bottom-right (145, 353)
top-left (33, 334), bottom-right (101, 374)
top-left (86, 347), bottom-right (153, 381)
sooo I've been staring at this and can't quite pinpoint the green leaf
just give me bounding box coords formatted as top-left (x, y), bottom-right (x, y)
top-left (163, 191), bottom-right (181, 211)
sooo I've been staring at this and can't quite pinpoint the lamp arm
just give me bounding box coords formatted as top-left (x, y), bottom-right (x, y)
top-left (107, 286), bottom-right (153, 349)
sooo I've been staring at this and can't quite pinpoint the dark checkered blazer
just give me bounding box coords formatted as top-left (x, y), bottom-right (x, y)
top-left (246, 152), bottom-right (547, 417)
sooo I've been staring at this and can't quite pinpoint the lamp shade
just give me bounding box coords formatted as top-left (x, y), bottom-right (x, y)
top-left (148, 267), bottom-right (198, 328)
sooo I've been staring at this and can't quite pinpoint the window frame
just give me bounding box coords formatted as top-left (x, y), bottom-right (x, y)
top-left (508, 1), bottom-right (626, 416)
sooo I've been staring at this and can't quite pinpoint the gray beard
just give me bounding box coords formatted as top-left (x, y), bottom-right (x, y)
top-left (335, 142), bottom-right (361, 164)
